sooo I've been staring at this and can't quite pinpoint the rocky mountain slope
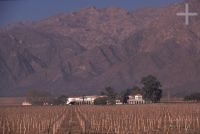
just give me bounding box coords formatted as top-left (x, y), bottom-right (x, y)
top-left (0, 0), bottom-right (200, 97)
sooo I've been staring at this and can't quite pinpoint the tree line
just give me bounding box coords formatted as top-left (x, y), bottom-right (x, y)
top-left (95, 75), bottom-right (162, 105)
top-left (184, 93), bottom-right (200, 102)
top-left (26, 90), bottom-right (68, 105)
top-left (26, 75), bottom-right (163, 105)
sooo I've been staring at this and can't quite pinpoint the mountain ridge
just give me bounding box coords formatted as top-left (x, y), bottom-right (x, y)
top-left (0, 0), bottom-right (200, 97)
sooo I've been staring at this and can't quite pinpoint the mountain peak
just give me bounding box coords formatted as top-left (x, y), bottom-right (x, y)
top-left (79, 6), bottom-right (100, 15)
top-left (0, 1), bottom-right (200, 97)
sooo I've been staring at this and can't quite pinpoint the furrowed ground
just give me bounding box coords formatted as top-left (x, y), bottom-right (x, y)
top-left (0, 104), bottom-right (200, 134)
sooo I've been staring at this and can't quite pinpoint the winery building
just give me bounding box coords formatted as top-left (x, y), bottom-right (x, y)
top-left (67, 95), bottom-right (105, 105)
top-left (127, 94), bottom-right (145, 104)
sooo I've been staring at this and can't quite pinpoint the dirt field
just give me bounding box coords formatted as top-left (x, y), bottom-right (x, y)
top-left (0, 104), bottom-right (200, 134)
top-left (0, 97), bottom-right (25, 106)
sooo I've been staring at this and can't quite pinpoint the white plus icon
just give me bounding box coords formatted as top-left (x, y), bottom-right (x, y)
top-left (176, 3), bottom-right (198, 25)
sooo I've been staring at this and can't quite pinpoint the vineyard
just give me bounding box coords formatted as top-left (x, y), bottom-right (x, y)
top-left (1, 104), bottom-right (200, 134)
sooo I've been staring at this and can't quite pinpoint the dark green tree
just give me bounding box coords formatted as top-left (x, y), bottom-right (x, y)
top-left (141, 75), bottom-right (162, 103)
top-left (101, 87), bottom-right (117, 105)
top-left (94, 97), bottom-right (108, 105)
top-left (82, 95), bottom-right (85, 104)
top-left (26, 90), bottom-right (53, 105)
top-left (53, 95), bottom-right (68, 105)
top-left (184, 93), bottom-right (200, 102)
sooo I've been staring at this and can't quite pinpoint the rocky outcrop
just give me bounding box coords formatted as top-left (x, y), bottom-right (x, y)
top-left (0, 0), bottom-right (200, 97)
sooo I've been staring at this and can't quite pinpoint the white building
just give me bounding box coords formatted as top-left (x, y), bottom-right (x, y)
top-left (22, 101), bottom-right (32, 106)
top-left (67, 95), bottom-right (104, 105)
top-left (115, 99), bottom-right (123, 105)
top-left (127, 94), bottom-right (145, 104)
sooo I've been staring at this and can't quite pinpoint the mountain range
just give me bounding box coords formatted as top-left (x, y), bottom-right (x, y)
top-left (0, 0), bottom-right (200, 97)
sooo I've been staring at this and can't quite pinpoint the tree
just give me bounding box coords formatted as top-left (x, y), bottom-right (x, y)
top-left (101, 87), bottom-right (117, 105)
top-left (26, 90), bottom-right (53, 105)
top-left (82, 95), bottom-right (86, 104)
top-left (53, 95), bottom-right (68, 105)
top-left (184, 93), bottom-right (200, 102)
top-left (121, 86), bottom-right (142, 104)
top-left (94, 97), bottom-right (108, 105)
top-left (141, 75), bottom-right (162, 103)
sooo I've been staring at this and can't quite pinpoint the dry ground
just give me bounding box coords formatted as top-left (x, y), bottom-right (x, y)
top-left (0, 104), bottom-right (200, 134)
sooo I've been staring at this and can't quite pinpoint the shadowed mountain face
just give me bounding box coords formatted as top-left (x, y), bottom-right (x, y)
top-left (0, 0), bottom-right (200, 97)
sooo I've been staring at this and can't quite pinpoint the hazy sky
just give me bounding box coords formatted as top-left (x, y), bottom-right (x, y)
top-left (0, 0), bottom-right (183, 26)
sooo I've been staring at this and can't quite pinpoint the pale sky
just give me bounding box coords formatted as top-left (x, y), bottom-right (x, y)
top-left (0, 0), bottom-right (183, 26)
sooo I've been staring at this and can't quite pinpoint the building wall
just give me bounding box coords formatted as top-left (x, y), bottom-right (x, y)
top-left (67, 96), bottom-right (100, 105)
top-left (128, 94), bottom-right (145, 104)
